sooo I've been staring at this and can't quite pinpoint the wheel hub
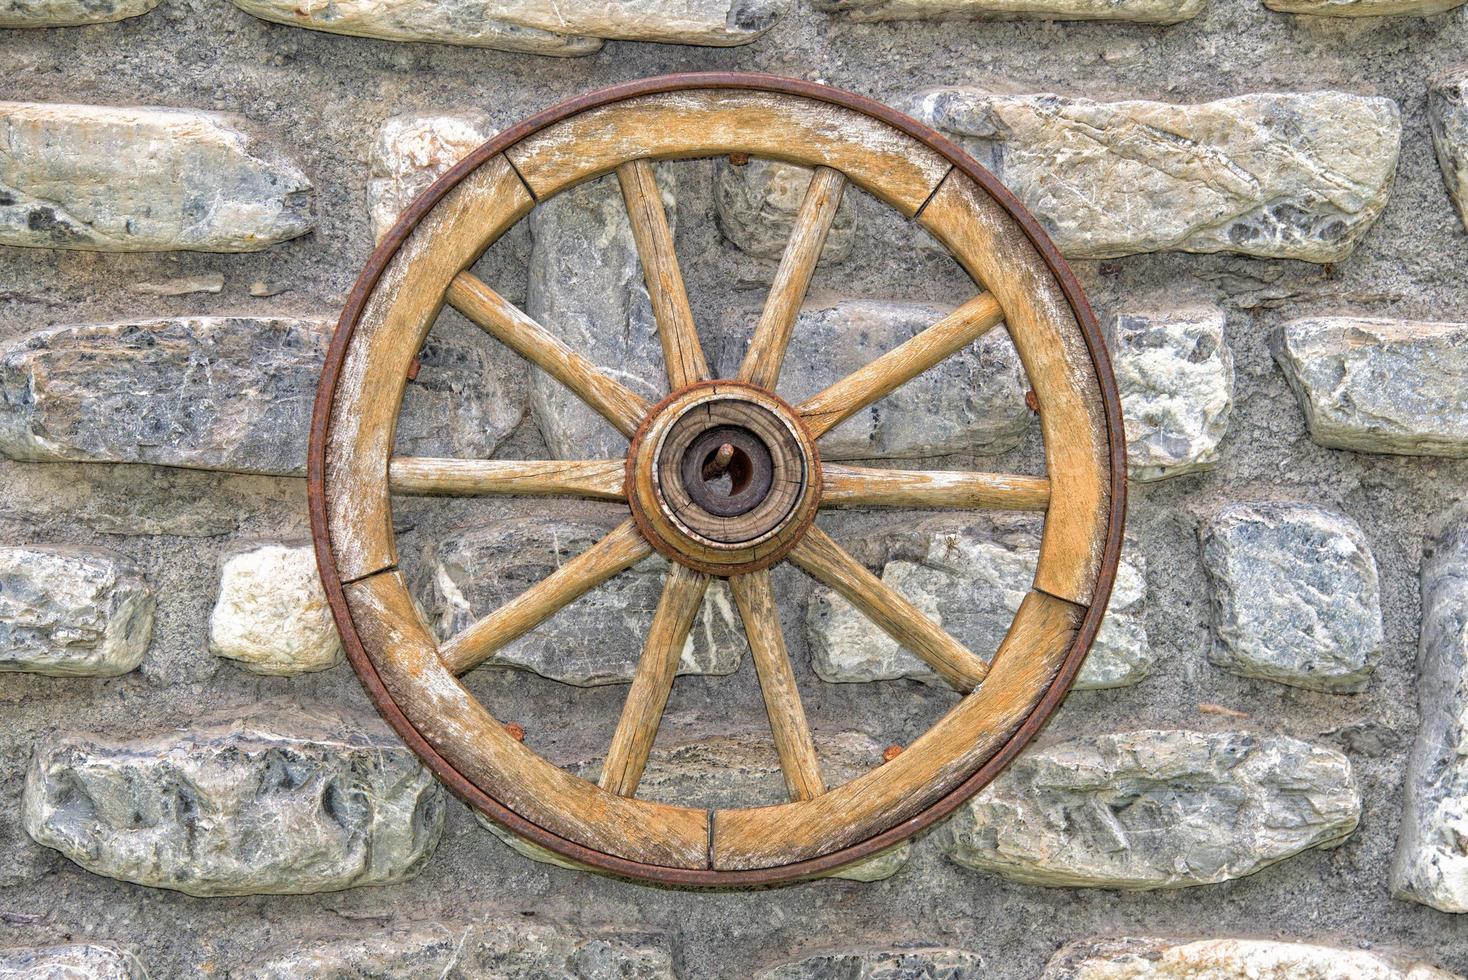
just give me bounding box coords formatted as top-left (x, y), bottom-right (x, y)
top-left (628, 381), bottom-right (822, 575)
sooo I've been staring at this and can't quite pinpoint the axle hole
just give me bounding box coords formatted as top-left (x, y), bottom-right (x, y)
top-left (701, 443), bottom-right (754, 498)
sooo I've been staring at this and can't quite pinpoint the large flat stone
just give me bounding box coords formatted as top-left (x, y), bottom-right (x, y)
top-left (0, 546), bottom-right (154, 677)
top-left (909, 90), bottom-right (1400, 262)
top-left (1431, 72), bottom-right (1468, 232)
top-left (713, 158), bottom-right (856, 261)
top-left (481, 731), bottom-right (910, 881)
top-left (230, 0), bottom-right (603, 55)
top-left (943, 730), bottom-right (1360, 888)
top-left (1044, 937), bottom-right (1461, 979)
top-left (1109, 307), bottom-right (1233, 482)
top-left (1200, 502), bottom-right (1382, 692)
top-left (1393, 505), bottom-right (1468, 912)
top-left (807, 518), bottom-right (1150, 690)
top-left (370, 111), bottom-right (495, 241)
top-left (756, 948), bottom-right (986, 978)
top-left (209, 543), bottom-right (341, 676)
top-left (813, 0), bottom-right (1199, 20)
top-left (1273, 317), bottom-right (1468, 457)
top-left (423, 516), bottom-right (744, 687)
top-left (0, 316), bottom-right (523, 476)
top-left (237, 921), bottom-right (676, 979)
top-left (0, 102), bottom-right (312, 252)
top-left (0, 0), bottom-right (157, 26)
top-left (22, 700), bottom-right (444, 896)
top-left (0, 945), bottom-right (145, 980)
top-left (1267, 0), bottom-right (1465, 13)
top-left (712, 299), bottom-right (1031, 460)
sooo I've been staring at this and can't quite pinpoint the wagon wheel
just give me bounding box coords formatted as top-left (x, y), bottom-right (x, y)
top-left (308, 73), bottom-right (1125, 886)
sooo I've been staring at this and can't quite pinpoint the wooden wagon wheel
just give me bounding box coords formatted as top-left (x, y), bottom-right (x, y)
top-left (308, 73), bottom-right (1125, 886)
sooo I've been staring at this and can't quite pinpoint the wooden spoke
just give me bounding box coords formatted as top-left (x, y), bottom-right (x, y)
top-left (389, 458), bottom-right (625, 500)
top-left (822, 464), bottom-right (1050, 511)
top-left (600, 563), bottom-right (711, 797)
top-left (447, 272), bottom-right (650, 437)
top-left (440, 519), bottom-right (652, 675)
top-left (789, 525), bottom-right (989, 693)
top-left (797, 292), bottom-right (1004, 439)
top-left (738, 167), bottom-right (847, 391)
top-left (730, 570), bottom-right (824, 801)
top-left (617, 160), bottom-right (709, 389)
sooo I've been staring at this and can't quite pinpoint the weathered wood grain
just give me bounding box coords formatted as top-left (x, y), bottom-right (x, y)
top-left (821, 464), bottom-right (1050, 510)
top-left (388, 457), bottom-right (625, 500)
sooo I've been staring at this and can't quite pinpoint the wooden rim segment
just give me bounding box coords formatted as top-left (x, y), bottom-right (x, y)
top-left (308, 73), bottom-right (1126, 886)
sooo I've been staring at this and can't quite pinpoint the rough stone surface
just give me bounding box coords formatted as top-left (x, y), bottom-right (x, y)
top-left (713, 158), bottom-right (856, 261)
top-left (756, 947), bottom-right (987, 978)
top-left (910, 90), bottom-right (1400, 262)
top-left (481, 731), bottom-right (911, 881)
top-left (1273, 317), bottom-right (1468, 458)
top-left (1109, 307), bottom-right (1233, 482)
top-left (0, 0), bottom-right (157, 26)
top-left (808, 518), bottom-right (1151, 690)
top-left (370, 110), bottom-right (495, 241)
top-left (209, 542), bottom-right (341, 676)
top-left (22, 700), bottom-right (444, 896)
top-left (1200, 502), bottom-right (1383, 692)
top-left (1393, 506), bottom-right (1468, 913)
top-left (713, 299), bottom-right (1031, 459)
top-left (1267, 0), bottom-right (1465, 13)
top-left (0, 316), bottom-right (523, 476)
top-left (0, 102), bottom-right (312, 252)
top-left (944, 730), bottom-right (1361, 889)
top-left (0, 546), bottom-right (154, 677)
top-left (1043, 937), bottom-right (1461, 979)
top-left (423, 515), bottom-right (744, 686)
top-left (236, 920), bottom-right (676, 979)
top-left (527, 173), bottom-right (677, 459)
top-left (0, 944), bottom-right (145, 980)
top-left (1431, 72), bottom-right (1468, 232)
top-left (814, 0), bottom-right (1199, 20)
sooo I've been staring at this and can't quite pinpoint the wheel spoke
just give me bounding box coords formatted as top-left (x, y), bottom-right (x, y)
top-left (389, 458), bottom-right (625, 500)
top-left (446, 272), bottom-right (650, 437)
top-left (738, 167), bottom-right (847, 391)
top-left (789, 525), bottom-right (989, 693)
top-left (617, 160), bottom-right (709, 390)
top-left (730, 570), bottom-right (825, 801)
top-left (440, 519), bottom-right (652, 675)
top-left (797, 293), bottom-right (1003, 439)
top-left (822, 464), bottom-right (1049, 511)
top-left (599, 563), bottom-right (710, 797)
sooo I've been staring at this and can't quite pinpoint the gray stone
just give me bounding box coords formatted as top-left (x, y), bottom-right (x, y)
top-left (527, 173), bottom-right (676, 459)
top-left (944, 730), bottom-right (1360, 889)
top-left (1044, 937), bottom-right (1462, 979)
top-left (712, 299), bottom-right (1031, 460)
top-left (237, 920), bottom-right (676, 979)
top-left (0, 0), bottom-right (157, 25)
top-left (1200, 502), bottom-right (1383, 692)
top-left (0, 546), bottom-right (154, 677)
top-left (22, 700), bottom-right (444, 896)
top-left (209, 543), bottom-right (341, 676)
top-left (1267, 0), bottom-right (1465, 13)
top-left (482, 731), bottom-right (911, 881)
top-left (230, 0), bottom-right (603, 56)
top-left (0, 102), bottom-right (312, 252)
top-left (0, 945), bottom-right (145, 980)
top-left (807, 518), bottom-right (1150, 690)
top-left (713, 158), bottom-right (856, 261)
top-left (1431, 72), bottom-right (1468, 232)
top-left (423, 515), bottom-right (744, 686)
top-left (0, 316), bottom-right (523, 477)
top-left (756, 947), bottom-right (986, 978)
top-left (814, 0), bottom-right (1199, 20)
top-left (909, 90), bottom-right (1400, 262)
top-left (1109, 307), bottom-right (1233, 482)
top-left (1393, 505), bottom-right (1468, 913)
top-left (1273, 317), bottom-right (1468, 457)
top-left (370, 111), bottom-right (495, 241)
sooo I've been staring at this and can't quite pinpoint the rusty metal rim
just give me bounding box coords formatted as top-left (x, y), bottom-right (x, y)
top-left (308, 72), bottom-right (1127, 888)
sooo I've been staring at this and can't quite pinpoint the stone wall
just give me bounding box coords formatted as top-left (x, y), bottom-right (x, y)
top-left (2, 0), bottom-right (1468, 976)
